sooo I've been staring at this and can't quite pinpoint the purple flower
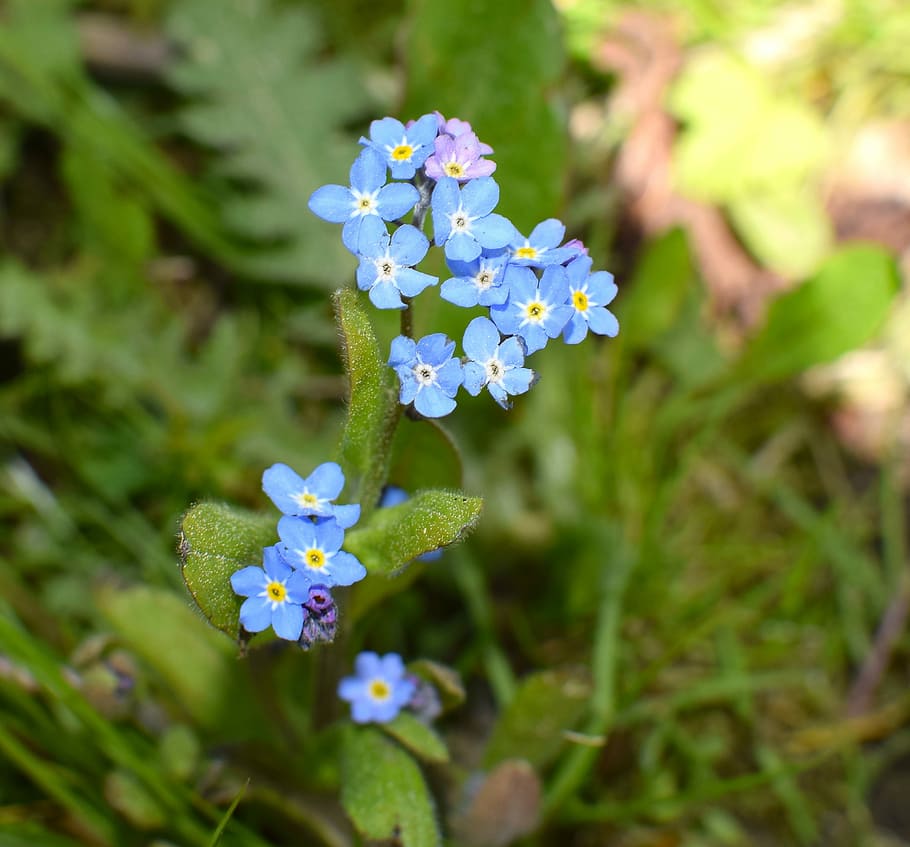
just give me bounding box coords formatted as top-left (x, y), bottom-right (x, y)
top-left (388, 333), bottom-right (464, 418)
top-left (562, 255), bottom-right (619, 344)
top-left (355, 224), bottom-right (437, 309)
top-left (338, 651), bottom-right (416, 724)
top-left (307, 148), bottom-right (419, 254)
top-left (424, 131), bottom-right (495, 182)
top-left (462, 316), bottom-right (536, 409)
top-left (510, 219), bottom-right (582, 267)
top-left (431, 112), bottom-right (494, 154)
top-left (431, 177), bottom-right (515, 263)
top-left (490, 264), bottom-right (574, 354)
top-left (362, 114), bottom-right (439, 180)
top-left (262, 462), bottom-right (360, 529)
top-left (277, 516), bottom-right (366, 588)
top-left (440, 249), bottom-right (511, 308)
top-left (230, 546), bottom-right (310, 641)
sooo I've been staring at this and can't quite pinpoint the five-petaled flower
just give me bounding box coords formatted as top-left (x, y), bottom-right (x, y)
top-left (440, 249), bottom-right (511, 308)
top-left (388, 333), bottom-right (464, 418)
top-left (462, 317), bottom-right (536, 410)
top-left (337, 651), bottom-right (416, 724)
top-left (490, 264), bottom-right (574, 354)
top-left (509, 219), bottom-right (582, 268)
top-left (431, 177), bottom-right (515, 263)
top-left (362, 114), bottom-right (439, 180)
top-left (424, 131), bottom-right (496, 182)
top-left (562, 255), bottom-right (620, 344)
top-left (230, 546), bottom-right (311, 641)
top-left (355, 223), bottom-right (437, 310)
top-left (262, 462), bottom-right (360, 529)
top-left (277, 516), bottom-right (366, 588)
top-left (307, 148), bottom-right (419, 255)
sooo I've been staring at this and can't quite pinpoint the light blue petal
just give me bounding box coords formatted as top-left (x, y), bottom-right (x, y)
top-left (396, 268), bottom-right (437, 298)
top-left (239, 596), bottom-right (271, 632)
top-left (408, 113), bottom-right (440, 146)
top-left (503, 265), bottom-right (537, 301)
top-left (473, 213), bottom-right (515, 250)
top-left (371, 700), bottom-right (401, 723)
top-left (446, 257), bottom-right (478, 278)
top-left (262, 547), bottom-right (293, 581)
top-left (539, 264), bottom-right (570, 304)
top-left (355, 215), bottom-right (389, 256)
top-left (445, 231), bottom-right (481, 262)
top-left (528, 218), bottom-right (565, 248)
top-left (430, 176), bottom-right (459, 216)
top-left (392, 677), bottom-right (416, 707)
top-left (544, 304), bottom-right (574, 338)
top-left (487, 381), bottom-right (511, 409)
top-left (230, 565), bottom-right (265, 597)
top-left (307, 462), bottom-right (344, 501)
top-left (350, 147), bottom-right (387, 193)
top-left (389, 335), bottom-right (416, 367)
top-left (369, 117), bottom-right (406, 148)
top-left (389, 160), bottom-right (417, 180)
top-left (313, 517), bottom-right (345, 554)
top-left (369, 281), bottom-right (406, 310)
top-left (262, 462), bottom-right (307, 514)
top-left (377, 182), bottom-right (419, 220)
top-left (432, 208), bottom-right (452, 245)
top-left (562, 312), bottom-right (589, 344)
top-left (416, 333), bottom-right (455, 365)
top-left (396, 368), bottom-right (419, 405)
top-left (356, 260), bottom-right (378, 292)
top-left (586, 306), bottom-right (620, 337)
top-left (380, 652), bottom-right (406, 679)
top-left (327, 551), bottom-right (366, 586)
top-left (285, 571), bottom-right (312, 604)
top-left (277, 515), bottom-right (317, 552)
top-left (490, 301), bottom-right (521, 335)
top-left (478, 282), bottom-right (510, 307)
top-left (338, 677), bottom-right (365, 701)
top-left (501, 366), bottom-right (535, 395)
top-left (308, 184), bottom-right (352, 223)
top-left (440, 276), bottom-right (480, 307)
top-left (435, 358), bottom-right (465, 394)
top-left (350, 699), bottom-right (376, 723)
top-left (463, 362), bottom-right (486, 395)
top-left (537, 246), bottom-right (578, 265)
top-left (497, 336), bottom-right (526, 367)
top-left (414, 386), bottom-right (457, 418)
top-left (390, 224), bottom-right (429, 266)
top-left (463, 316), bottom-right (499, 361)
top-left (342, 215), bottom-right (369, 253)
top-left (586, 270), bottom-right (618, 305)
top-left (355, 651), bottom-right (382, 678)
top-left (331, 503), bottom-right (361, 529)
top-left (271, 602), bottom-right (304, 641)
top-left (461, 177), bottom-right (499, 217)
top-left (564, 254), bottom-right (593, 287)
top-left (521, 324), bottom-right (549, 354)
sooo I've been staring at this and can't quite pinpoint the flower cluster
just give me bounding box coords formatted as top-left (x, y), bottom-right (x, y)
top-left (308, 111), bottom-right (619, 418)
top-left (230, 462), bottom-right (365, 645)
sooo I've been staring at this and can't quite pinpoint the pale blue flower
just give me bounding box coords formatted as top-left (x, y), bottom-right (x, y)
top-left (337, 651), bottom-right (416, 724)
top-left (230, 546), bottom-right (310, 640)
top-left (388, 334), bottom-right (464, 418)
top-left (262, 462), bottom-right (360, 529)
top-left (462, 316), bottom-right (536, 409)
top-left (562, 255), bottom-right (620, 344)
top-left (277, 516), bottom-right (366, 588)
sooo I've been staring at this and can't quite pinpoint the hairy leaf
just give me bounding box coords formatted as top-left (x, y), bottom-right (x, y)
top-left (381, 712), bottom-right (449, 764)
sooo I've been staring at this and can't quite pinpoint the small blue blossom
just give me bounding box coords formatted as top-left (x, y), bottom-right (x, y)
top-left (510, 219), bottom-right (582, 267)
top-left (355, 224), bottom-right (437, 310)
top-left (489, 265), bottom-right (574, 354)
top-left (431, 177), bottom-right (515, 263)
top-left (262, 462), bottom-right (360, 529)
top-left (337, 651), bottom-right (416, 724)
top-left (439, 249), bottom-right (511, 308)
top-left (388, 333), bottom-right (464, 418)
top-left (362, 114), bottom-right (439, 180)
top-left (378, 485), bottom-right (442, 561)
top-left (462, 316), bottom-right (536, 410)
top-left (230, 546), bottom-right (310, 641)
top-left (277, 516), bottom-right (366, 588)
top-left (307, 148), bottom-right (419, 254)
top-left (562, 255), bottom-right (620, 344)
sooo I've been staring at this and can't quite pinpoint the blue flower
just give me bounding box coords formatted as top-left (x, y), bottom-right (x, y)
top-left (337, 651), bottom-right (416, 724)
top-left (262, 462), bottom-right (360, 529)
top-left (462, 317), bottom-right (536, 409)
top-left (362, 114), bottom-right (439, 180)
top-left (439, 249), bottom-right (511, 308)
top-left (562, 255), bottom-right (620, 344)
top-left (431, 177), bottom-right (515, 262)
top-left (378, 485), bottom-right (442, 561)
top-left (230, 546), bottom-right (310, 641)
top-left (355, 224), bottom-right (437, 310)
top-left (307, 148), bottom-right (419, 254)
top-left (509, 219), bottom-right (582, 267)
top-left (489, 265), bottom-right (574, 354)
top-left (388, 333), bottom-right (464, 418)
top-left (277, 516), bottom-right (367, 588)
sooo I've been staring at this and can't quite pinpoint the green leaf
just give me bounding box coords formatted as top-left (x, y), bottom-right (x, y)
top-left (167, 0), bottom-right (372, 285)
top-left (178, 501), bottom-right (276, 638)
top-left (408, 659), bottom-right (466, 714)
top-left (483, 669), bottom-right (592, 770)
top-left (403, 0), bottom-right (567, 229)
top-left (334, 287), bottom-right (397, 513)
top-left (341, 726), bottom-right (440, 846)
top-left (344, 489), bottom-right (483, 575)
top-left (736, 245), bottom-right (899, 383)
top-left (381, 712), bottom-right (449, 764)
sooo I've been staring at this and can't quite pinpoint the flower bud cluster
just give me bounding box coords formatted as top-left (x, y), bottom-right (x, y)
top-left (309, 111), bottom-right (619, 417)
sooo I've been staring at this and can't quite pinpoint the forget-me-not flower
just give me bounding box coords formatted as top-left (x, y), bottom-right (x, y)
top-left (462, 317), bottom-right (536, 409)
top-left (262, 462), bottom-right (360, 529)
top-left (277, 516), bottom-right (366, 588)
top-left (337, 651), bottom-right (416, 724)
top-left (424, 131), bottom-right (496, 182)
top-left (362, 114), bottom-right (439, 180)
top-left (388, 333), bottom-right (464, 418)
top-left (509, 219), bottom-right (582, 267)
top-left (431, 112), bottom-right (493, 153)
top-left (431, 177), bottom-right (515, 263)
top-left (490, 265), bottom-right (574, 354)
top-left (439, 249), bottom-right (511, 308)
top-left (307, 148), bottom-right (419, 254)
top-left (230, 546), bottom-right (310, 641)
top-left (562, 255), bottom-right (620, 344)
top-left (355, 223), bottom-right (437, 310)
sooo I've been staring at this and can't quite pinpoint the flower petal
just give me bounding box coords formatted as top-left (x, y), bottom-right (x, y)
top-left (271, 602), bottom-right (304, 641)
top-left (586, 306), bottom-right (620, 337)
top-left (230, 565), bottom-right (266, 597)
top-left (396, 268), bottom-right (437, 298)
top-left (461, 177), bottom-right (499, 218)
top-left (307, 462), bottom-right (345, 501)
top-left (377, 182), bottom-right (419, 220)
top-left (390, 224), bottom-right (429, 266)
top-left (462, 316), bottom-right (500, 362)
top-left (529, 218), bottom-right (566, 249)
top-left (308, 184), bottom-right (352, 224)
top-left (440, 276), bottom-right (480, 307)
top-left (331, 503), bottom-right (361, 530)
top-left (325, 550), bottom-right (366, 586)
top-left (350, 147), bottom-right (386, 193)
top-left (369, 281), bottom-right (406, 310)
top-left (414, 385), bottom-right (457, 418)
top-left (239, 596), bottom-right (271, 632)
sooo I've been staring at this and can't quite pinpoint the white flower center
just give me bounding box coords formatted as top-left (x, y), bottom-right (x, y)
top-left (484, 357), bottom-right (505, 384)
top-left (351, 189), bottom-right (378, 218)
top-left (413, 361), bottom-right (438, 386)
top-left (374, 254), bottom-right (397, 282)
top-left (474, 263), bottom-right (499, 290)
top-left (449, 207), bottom-right (473, 234)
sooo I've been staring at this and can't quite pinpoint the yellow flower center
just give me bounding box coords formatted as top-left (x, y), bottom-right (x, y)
top-left (444, 161), bottom-right (465, 177)
top-left (525, 301), bottom-right (546, 321)
top-left (304, 548), bottom-right (326, 570)
top-left (572, 290), bottom-right (589, 311)
top-left (266, 581), bottom-right (286, 602)
top-left (358, 197), bottom-right (372, 209)
top-left (391, 144), bottom-right (414, 162)
top-left (369, 679), bottom-right (391, 701)
top-left (295, 492), bottom-right (319, 509)
top-left (514, 246), bottom-right (538, 260)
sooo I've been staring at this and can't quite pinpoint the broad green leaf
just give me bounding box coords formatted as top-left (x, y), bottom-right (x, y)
top-left (341, 726), bottom-right (440, 847)
top-left (736, 245), bottom-right (899, 383)
top-left (403, 0), bottom-right (567, 228)
top-left (617, 228), bottom-right (694, 352)
top-left (334, 287), bottom-right (397, 514)
top-left (103, 769), bottom-right (167, 829)
top-left (178, 501), bottom-right (276, 637)
top-left (167, 0), bottom-right (371, 285)
top-left (483, 669), bottom-right (592, 770)
top-left (381, 712), bottom-right (449, 764)
top-left (344, 489), bottom-right (483, 575)
top-left (389, 416), bottom-right (464, 491)
top-left (729, 188), bottom-right (832, 279)
top-left (408, 659), bottom-right (466, 714)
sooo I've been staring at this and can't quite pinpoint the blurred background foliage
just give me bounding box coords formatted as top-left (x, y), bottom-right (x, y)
top-left (1, 0), bottom-right (910, 844)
